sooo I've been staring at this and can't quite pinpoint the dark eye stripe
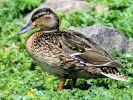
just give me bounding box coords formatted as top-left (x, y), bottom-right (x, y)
top-left (31, 14), bottom-right (45, 22)
top-left (31, 11), bottom-right (47, 21)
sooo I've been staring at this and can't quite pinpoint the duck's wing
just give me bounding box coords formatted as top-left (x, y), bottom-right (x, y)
top-left (59, 29), bottom-right (124, 69)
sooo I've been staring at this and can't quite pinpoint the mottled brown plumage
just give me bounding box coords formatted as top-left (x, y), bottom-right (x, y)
top-left (18, 8), bottom-right (129, 91)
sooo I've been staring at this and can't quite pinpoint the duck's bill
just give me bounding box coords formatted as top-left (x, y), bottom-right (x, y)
top-left (18, 21), bottom-right (35, 34)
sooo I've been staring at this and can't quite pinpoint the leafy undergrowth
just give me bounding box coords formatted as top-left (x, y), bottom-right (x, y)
top-left (0, 0), bottom-right (133, 99)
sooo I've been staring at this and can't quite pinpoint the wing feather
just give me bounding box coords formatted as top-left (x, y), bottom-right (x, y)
top-left (58, 30), bottom-right (124, 69)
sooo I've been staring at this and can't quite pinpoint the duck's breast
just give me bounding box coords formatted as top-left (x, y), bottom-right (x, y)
top-left (26, 32), bottom-right (71, 77)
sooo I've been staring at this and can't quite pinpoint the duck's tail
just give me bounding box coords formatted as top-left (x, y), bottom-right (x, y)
top-left (100, 67), bottom-right (129, 82)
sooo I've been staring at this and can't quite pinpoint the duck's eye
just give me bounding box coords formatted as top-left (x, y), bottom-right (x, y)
top-left (36, 12), bottom-right (47, 18)
top-left (46, 11), bottom-right (50, 15)
top-left (32, 12), bottom-right (47, 21)
top-left (39, 12), bottom-right (47, 15)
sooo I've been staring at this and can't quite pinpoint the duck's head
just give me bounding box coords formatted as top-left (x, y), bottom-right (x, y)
top-left (18, 8), bottom-right (59, 34)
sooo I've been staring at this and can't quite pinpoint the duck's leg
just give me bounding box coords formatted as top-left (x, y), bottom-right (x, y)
top-left (71, 78), bottom-right (77, 89)
top-left (57, 78), bottom-right (66, 91)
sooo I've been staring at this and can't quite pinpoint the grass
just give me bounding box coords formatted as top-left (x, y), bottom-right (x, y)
top-left (0, 0), bottom-right (133, 99)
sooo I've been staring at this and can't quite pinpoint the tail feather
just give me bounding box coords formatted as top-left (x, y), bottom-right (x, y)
top-left (100, 67), bottom-right (129, 82)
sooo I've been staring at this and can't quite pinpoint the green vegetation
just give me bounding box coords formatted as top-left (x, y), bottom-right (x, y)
top-left (59, 0), bottom-right (133, 40)
top-left (0, 0), bottom-right (133, 99)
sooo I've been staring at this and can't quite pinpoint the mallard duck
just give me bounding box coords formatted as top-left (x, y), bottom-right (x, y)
top-left (18, 8), bottom-right (129, 91)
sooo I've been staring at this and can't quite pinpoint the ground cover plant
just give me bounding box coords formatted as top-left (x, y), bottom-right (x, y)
top-left (0, 0), bottom-right (133, 99)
